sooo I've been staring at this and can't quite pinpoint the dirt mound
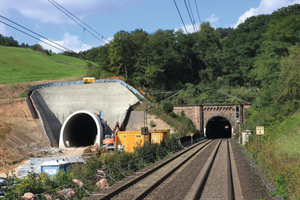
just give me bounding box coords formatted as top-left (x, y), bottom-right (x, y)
top-left (0, 78), bottom-right (79, 167)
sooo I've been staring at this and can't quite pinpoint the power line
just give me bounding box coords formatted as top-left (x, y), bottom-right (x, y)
top-left (187, 0), bottom-right (198, 31)
top-left (0, 20), bottom-right (66, 52)
top-left (173, 0), bottom-right (189, 34)
top-left (0, 15), bottom-right (72, 52)
top-left (194, 0), bottom-right (202, 25)
top-left (184, 0), bottom-right (197, 32)
top-left (48, 0), bottom-right (106, 44)
top-left (50, 0), bottom-right (109, 43)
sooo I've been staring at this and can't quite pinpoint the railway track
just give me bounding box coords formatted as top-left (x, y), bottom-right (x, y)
top-left (88, 139), bottom-right (212, 200)
top-left (184, 139), bottom-right (243, 200)
top-left (89, 138), bottom-right (243, 200)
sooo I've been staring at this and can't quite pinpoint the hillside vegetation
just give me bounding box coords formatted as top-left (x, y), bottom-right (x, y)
top-left (78, 4), bottom-right (300, 199)
top-left (0, 46), bottom-right (88, 84)
top-left (1, 3), bottom-right (300, 199)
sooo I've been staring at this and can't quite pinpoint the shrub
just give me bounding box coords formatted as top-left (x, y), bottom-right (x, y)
top-left (162, 101), bottom-right (173, 114)
top-left (150, 120), bottom-right (155, 127)
top-left (32, 44), bottom-right (44, 52)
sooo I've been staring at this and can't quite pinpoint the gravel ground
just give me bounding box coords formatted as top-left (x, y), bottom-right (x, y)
top-left (91, 139), bottom-right (274, 200)
top-left (230, 139), bottom-right (273, 200)
top-left (145, 140), bottom-right (219, 200)
top-left (146, 139), bottom-right (273, 200)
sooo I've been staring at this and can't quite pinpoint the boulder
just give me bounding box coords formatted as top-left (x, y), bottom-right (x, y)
top-left (96, 178), bottom-right (109, 190)
top-left (58, 188), bottom-right (76, 198)
top-left (19, 192), bottom-right (36, 200)
top-left (72, 179), bottom-right (83, 188)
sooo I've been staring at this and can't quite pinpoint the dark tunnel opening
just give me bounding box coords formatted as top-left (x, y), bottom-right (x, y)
top-left (63, 113), bottom-right (97, 147)
top-left (206, 116), bottom-right (232, 139)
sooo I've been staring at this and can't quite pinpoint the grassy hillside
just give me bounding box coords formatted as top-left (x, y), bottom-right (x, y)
top-left (0, 46), bottom-right (88, 84)
top-left (245, 109), bottom-right (300, 198)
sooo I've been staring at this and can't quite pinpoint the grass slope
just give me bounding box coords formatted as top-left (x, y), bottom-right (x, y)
top-left (0, 46), bottom-right (88, 84)
top-left (271, 112), bottom-right (300, 158)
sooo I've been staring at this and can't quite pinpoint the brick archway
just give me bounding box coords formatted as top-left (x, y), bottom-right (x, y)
top-left (173, 104), bottom-right (250, 137)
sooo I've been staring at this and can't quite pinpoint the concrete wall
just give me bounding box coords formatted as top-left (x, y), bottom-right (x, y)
top-left (30, 82), bottom-right (141, 147)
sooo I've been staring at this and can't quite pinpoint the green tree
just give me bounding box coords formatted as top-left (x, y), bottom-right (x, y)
top-left (109, 30), bottom-right (134, 78)
top-left (275, 45), bottom-right (300, 108)
top-left (194, 22), bottom-right (221, 83)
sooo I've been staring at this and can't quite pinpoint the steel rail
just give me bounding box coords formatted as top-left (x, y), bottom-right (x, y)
top-left (94, 139), bottom-right (212, 200)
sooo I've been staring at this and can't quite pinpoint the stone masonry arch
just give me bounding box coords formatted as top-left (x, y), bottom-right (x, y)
top-left (173, 104), bottom-right (251, 138)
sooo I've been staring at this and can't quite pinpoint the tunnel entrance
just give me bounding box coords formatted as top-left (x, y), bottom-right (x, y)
top-left (206, 116), bottom-right (232, 139)
top-left (62, 112), bottom-right (98, 147)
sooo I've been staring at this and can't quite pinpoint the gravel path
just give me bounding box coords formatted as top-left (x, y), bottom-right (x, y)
top-left (90, 139), bottom-right (274, 200)
top-left (145, 140), bottom-right (219, 200)
top-left (146, 139), bottom-right (273, 200)
top-left (230, 139), bottom-right (273, 200)
top-left (200, 139), bottom-right (229, 200)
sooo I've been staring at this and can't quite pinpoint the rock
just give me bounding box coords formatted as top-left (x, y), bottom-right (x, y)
top-left (97, 169), bottom-right (106, 176)
top-left (58, 188), bottom-right (76, 198)
top-left (19, 192), bottom-right (36, 200)
top-left (44, 193), bottom-right (52, 200)
top-left (96, 178), bottom-right (109, 190)
top-left (72, 179), bottom-right (83, 188)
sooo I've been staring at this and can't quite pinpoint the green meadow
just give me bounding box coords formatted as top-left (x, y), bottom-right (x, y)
top-left (0, 46), bottom-right (89, 84)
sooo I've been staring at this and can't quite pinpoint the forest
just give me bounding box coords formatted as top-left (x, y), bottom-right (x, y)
top-left (80, 5), bottom-right (300, 197)
top-left (79, 4), bottom-right (300, 129)
top-left (2, 4), bottom-right (300, 198)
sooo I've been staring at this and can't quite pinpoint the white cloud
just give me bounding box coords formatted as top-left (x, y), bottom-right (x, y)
top-left (175, 23), bottom-right (201, 34)
top-left (206, 14), bottom-right (219, 24)
top-left (234, 0), bottom-right (300, 28)
top-left (0, 23), bottom-right (9, 36)
top-left (39, 32), bottom-right (92, 53)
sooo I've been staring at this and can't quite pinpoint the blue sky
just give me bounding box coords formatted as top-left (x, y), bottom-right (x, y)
top-left (1, 0), bottom-right (300, 53)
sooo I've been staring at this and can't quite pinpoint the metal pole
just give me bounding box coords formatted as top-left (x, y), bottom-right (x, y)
top-left (239, 122), bottom-right (241, 143)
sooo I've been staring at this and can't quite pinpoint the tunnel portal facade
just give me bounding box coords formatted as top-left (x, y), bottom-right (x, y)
top-left (173, 104), bottom-right (250, 138)
top-left (59, 110), bottom-right (103, 148)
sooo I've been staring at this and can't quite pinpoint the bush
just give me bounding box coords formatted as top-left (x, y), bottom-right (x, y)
top-left (162, 101), bottom-right (173, 114)
top-left (150, 120), bottom-right (155, 127)
top-left (32, 44), bottom-right (44, 52)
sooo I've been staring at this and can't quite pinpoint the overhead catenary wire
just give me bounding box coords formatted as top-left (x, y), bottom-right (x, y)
top-left (48, 0), bottom-right (106, 44)
top-left (184, 0), bottom-right (197, 32)
top-left (0, 20), bottom-right (66, 52)
top-left (0, 15), bottom-right (72, 52)
top-left (173, 0), bottom-right (189, 34)
top-left (50, 0), bottom-right (109, 43)
top-left (194, 0), bottom-right (202, 25)
top-left (81, 28), bottom-right (86, 49)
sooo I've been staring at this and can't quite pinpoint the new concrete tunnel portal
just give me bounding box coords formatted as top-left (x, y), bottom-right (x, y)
top-left (59, 110), bottom-right (103, 148)
top-left (205, 116), bottom-right (232, 139)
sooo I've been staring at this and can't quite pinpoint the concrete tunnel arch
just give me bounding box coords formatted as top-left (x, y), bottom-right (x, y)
top-left (59, 110), bottom-right (103, 148)
top-left (205, 115), bottom-right (233, 139)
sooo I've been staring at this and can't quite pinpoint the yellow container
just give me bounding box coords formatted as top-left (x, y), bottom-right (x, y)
top-left (150, 130), bottom-right (169, 144)
top-left (83, 77), bottom-right (95, 83)
top-left (115, 131), bottom-right (149, 152)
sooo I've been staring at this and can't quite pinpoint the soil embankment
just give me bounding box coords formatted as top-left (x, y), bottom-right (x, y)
top-left (0, 78), bottom-right (77, 169)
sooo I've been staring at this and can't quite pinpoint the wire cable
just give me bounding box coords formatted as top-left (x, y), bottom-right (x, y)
top-left (194, 0), bottom-right (202, 25)
top-left (173, 0), bottom-right (189, 34)
top-left (184, 0), bottom-right (196, 32)
top-left (0, 20), bottom-right (66, 52)
top-left (0, 15), bottom-right (72, 52)
top-left (50, 0), bottom-right (109, 43)
top-left (81, 28), bottom-right (86, 49)
top-left (187, 0), bottom-right (198, 31)
top-left (48, 0), bottom-right (105, 44)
